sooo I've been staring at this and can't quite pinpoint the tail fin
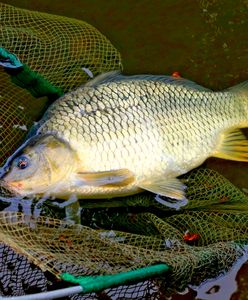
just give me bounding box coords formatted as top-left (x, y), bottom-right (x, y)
top-left (213, 81), bottom-right (248, 162)
top-left (214, 128), bottom-right (248, 162)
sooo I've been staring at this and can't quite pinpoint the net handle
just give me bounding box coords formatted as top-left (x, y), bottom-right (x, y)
top-left (0, 264), bottom-right (171, 299)
top-left (0, 286), bottom-right (83, 300)
top-left (61, 263), bottom-right (171, 294)
top-left (0, 47), bottom-right (23, 68)
top-left (0, 47), bottom-right (64, 100)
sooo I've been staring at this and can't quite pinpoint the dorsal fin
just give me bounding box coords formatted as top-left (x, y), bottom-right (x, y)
top-left (84, 71), bottom-right (122, 87)
top-left (159, 76), bottom-right (212, 92)
top-left (85, 71), bottom-right (212, 92)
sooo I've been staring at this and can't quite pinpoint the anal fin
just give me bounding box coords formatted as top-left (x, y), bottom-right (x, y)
top-left (139, 177), bottom-right (186, 201)
top-left (214, 129), bottom-right (248, 162)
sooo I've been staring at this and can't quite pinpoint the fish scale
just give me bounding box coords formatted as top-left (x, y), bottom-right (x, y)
top-left (54, 78), bottom-right (240, 170)
top-left (1, 72), bottom-right (247, 205)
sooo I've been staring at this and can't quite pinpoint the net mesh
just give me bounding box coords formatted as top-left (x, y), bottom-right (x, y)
top-left (0, 3), bottom-right (248, 300)
top-left (0, 168), bottom-right (247, 298)
top-left (0, 3), bottom-right (122, 166)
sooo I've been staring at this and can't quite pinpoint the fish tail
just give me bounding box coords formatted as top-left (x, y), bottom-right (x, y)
top-left (213, 81), bottom-right (248, 162)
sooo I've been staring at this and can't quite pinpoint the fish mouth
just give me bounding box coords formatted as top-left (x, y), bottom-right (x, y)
top-left (0, 166), bottom-right (16, 198)
top-left (0, 180), bottom-right (21, 199)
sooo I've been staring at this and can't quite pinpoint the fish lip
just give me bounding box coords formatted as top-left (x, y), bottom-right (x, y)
top-left (0, 180), bottom-right (22, 198)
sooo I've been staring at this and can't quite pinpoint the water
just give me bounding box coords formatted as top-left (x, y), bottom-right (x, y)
top-left (1, 0), bottom-right (248, 299)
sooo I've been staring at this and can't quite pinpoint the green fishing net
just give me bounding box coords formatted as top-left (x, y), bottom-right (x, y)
top-left (0, 168), bottom-right (247, 299)
top-left (0, 3), bottom-right (122, 166)
top-left (0, 3), bottom-right (248, 300)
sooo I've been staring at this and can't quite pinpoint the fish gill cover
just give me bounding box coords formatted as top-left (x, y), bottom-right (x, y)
top-left (0, 2), bottom-right (248, 300)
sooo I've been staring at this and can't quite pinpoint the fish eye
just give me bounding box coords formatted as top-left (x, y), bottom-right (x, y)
top-left (16, 156), bottom-right (29, 170)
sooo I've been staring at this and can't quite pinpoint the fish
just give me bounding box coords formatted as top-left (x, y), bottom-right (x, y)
top-left (1, 71), bottom-right (247, 207)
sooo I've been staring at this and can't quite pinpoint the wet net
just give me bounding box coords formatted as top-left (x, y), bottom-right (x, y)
top-left (0, 3), bottom-right (248, 300)
top-left (0, 168), bottom-right (248, 298)
top-left (0, 3), bottom-right (122, 166)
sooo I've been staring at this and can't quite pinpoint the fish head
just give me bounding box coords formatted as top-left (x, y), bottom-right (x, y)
top-left (0, 134), bottom-right (76, 198)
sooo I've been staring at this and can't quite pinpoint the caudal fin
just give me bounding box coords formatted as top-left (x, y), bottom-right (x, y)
top-left (214, 128), bottom-right (248, 162)
top-left (213, 80), bottom-right (248, 162)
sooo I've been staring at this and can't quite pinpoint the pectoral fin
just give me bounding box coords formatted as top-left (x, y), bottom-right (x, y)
top-left (214, 129), bottom-right (248, 162)
top-left (77, 169), bottom-right (134, 187)
top-left (139, 177), bottom-right (186, 200)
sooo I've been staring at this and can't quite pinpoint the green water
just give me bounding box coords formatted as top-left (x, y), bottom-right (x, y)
top-left (1, 0), bottom-right (248, 299)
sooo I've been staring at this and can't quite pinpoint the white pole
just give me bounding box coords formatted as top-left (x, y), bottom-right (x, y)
top-left (0, 286), bottom-right (83, 300)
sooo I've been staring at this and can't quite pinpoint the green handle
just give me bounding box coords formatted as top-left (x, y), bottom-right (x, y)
top-left (61, 264), bottom-right (171, 294)
top-left (0, 47), bottom-right (63, 100)
top-left (10, 64), bottom-right (64, 99)
top-left (0, 47), bottom-right (23, 68)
